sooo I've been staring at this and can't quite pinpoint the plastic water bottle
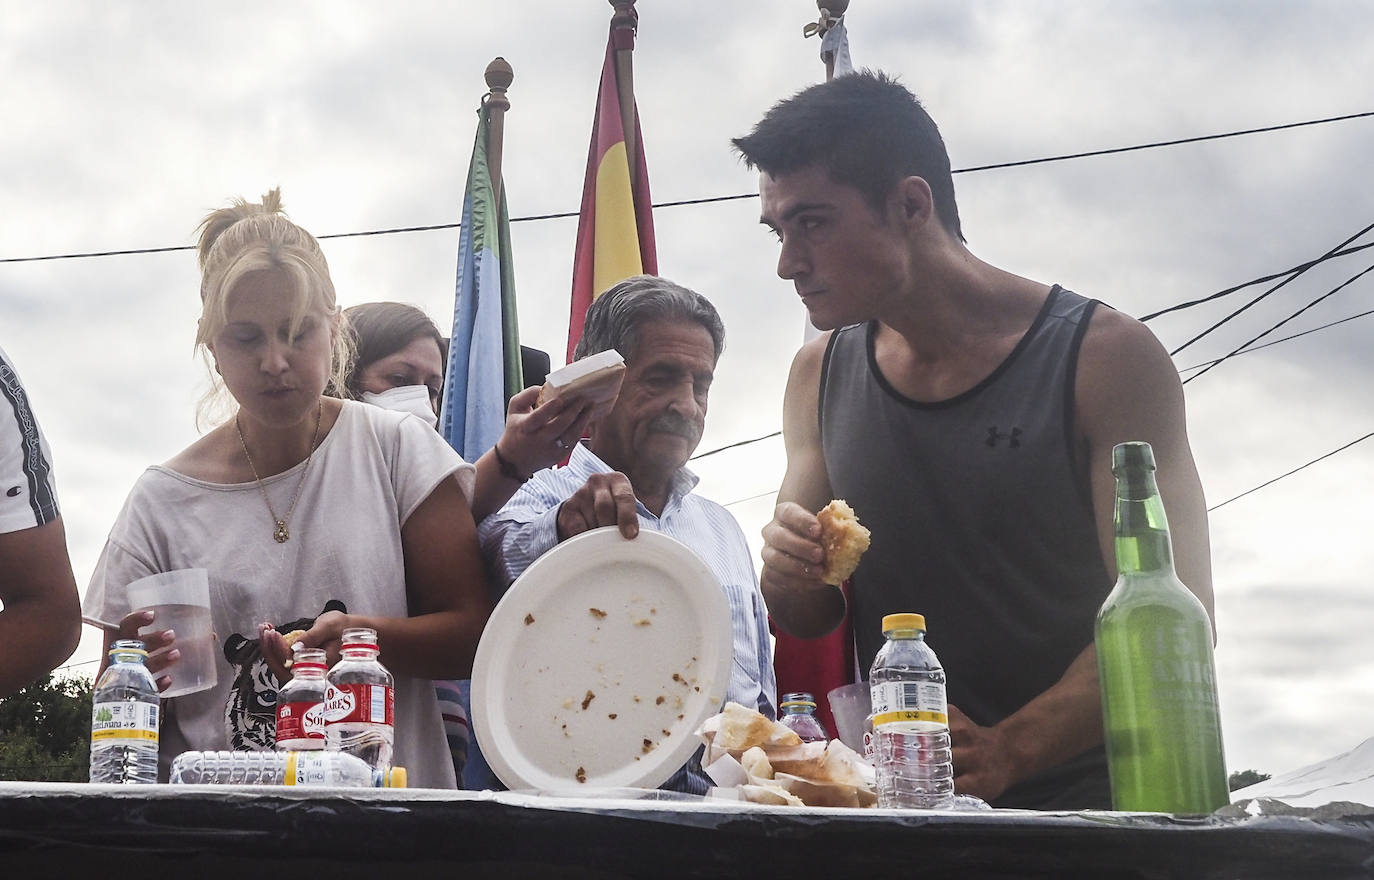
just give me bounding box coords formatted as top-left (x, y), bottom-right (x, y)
top-left (324, 627), bottom-right (394, 773)
top-left (169, 750), bottom-right (406, 787)
top-left (869, 613), bottom-right (954, 809)
top-left (778, 692), bottom-right (828, 743)
top-left (1096, 441), bottom-right (1228, 812)
top-left (276, 648), bottom-right (329, 750)
top-left (89, 639), bottom-right (160, 784)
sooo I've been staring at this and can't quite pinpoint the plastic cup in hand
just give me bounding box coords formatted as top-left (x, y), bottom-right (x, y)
top-left (828, 682), bottom-right (873, 755)
top-left (127, 569), bottom-right (217, 698)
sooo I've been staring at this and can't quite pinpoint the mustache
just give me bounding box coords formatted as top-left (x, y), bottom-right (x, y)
top-left (647, 411), bottom-right (700, 440)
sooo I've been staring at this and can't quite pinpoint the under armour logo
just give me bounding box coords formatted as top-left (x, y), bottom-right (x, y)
top-left (986, 426), bottom-right (1022, 448)
top-left (5, 486), bottom-right (19, 497)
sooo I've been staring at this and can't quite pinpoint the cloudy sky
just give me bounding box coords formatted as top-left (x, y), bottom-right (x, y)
top-left (3, 1), bottom-right (1371, 781)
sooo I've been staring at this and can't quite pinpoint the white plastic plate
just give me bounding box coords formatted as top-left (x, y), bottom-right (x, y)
top-left (472, 527), bottom-right (732, 792)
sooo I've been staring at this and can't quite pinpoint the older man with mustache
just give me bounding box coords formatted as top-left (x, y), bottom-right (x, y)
top-left (478, 275), bottom-right (776, 794)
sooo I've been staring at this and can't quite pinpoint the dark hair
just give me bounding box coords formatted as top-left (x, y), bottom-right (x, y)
top-left (732, 70), bottom-right (964, 242)
top-left (342, 302), bottom-right (446, 397)
top-left (574, 275), bottom-right (725, 364)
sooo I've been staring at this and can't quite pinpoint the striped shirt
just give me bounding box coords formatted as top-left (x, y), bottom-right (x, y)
top-left (0, 344), bottom-right (59, 534)
top-left (478, 443), bottom-right (777, 794)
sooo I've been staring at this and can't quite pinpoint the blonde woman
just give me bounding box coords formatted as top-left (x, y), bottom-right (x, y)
top-left (84, 190), bottom-right (490, 788)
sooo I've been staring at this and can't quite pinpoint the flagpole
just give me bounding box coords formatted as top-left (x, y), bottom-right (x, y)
top-left (609, 0), bottom-right (639, 182)
top-left (483, 57), bottom-right (513, 207)
top-left (808, 0), bottom-right (851, 81)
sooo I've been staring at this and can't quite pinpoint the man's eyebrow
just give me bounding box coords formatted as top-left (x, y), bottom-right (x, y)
top-left (759, 200), bottom-right (833, 226)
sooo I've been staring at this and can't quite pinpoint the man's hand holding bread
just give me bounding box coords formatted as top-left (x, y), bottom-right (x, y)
top-left (760, 500), bottom-right (870, 638)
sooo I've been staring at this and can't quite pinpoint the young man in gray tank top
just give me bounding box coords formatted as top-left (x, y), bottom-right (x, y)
top-left (733, 72), bottom-right (1215, 810)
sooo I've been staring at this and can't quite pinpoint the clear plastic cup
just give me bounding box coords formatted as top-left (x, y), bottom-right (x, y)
top-left (127, 569), bottom-right (217, 698)
top-left (828, 682), bottom-right (873, 754)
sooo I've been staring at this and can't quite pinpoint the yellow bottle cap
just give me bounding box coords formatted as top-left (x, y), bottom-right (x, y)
top-left (385, 766), bottom-right (407, 788)
top-left (881, 613), bottom-right (926, 633)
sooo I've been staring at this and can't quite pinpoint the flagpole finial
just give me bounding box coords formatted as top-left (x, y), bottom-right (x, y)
top-left (609, 0), bottom-right (638, 30)
top-left (484, 57), bottom-right (513, 112)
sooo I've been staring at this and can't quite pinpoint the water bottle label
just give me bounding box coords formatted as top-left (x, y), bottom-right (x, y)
top-left (283, 751), bottom-right (336, 785)
top-left (322, 683), bottom-right (393, 726)
top-left (276, 699), bottom-right (327, 743)
top-left (871, 681), bottom-right (947, 730)
top-left (91, 700), bottom-right (160, 743)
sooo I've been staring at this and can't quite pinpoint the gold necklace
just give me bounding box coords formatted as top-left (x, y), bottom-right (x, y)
top-left (234, 400), bottom-right (323, 543)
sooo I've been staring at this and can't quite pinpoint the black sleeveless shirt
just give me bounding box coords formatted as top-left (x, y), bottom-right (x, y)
top-left (820, 285), bottom-right (1112, 809)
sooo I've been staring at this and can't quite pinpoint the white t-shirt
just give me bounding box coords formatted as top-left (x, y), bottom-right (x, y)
top-left (84, 400), bottom-right (476, 789)
top-left (0, 344), bottom-right (60, 533)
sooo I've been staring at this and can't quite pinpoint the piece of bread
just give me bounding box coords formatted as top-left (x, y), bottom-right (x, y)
top-left (817, 500), bottom-right (871, 585)
top-left (739, 783), bottom-right (805, 807)
top-left (773, 772), bottom-right (878, 808)
top-left (815, 740), bottom-right (874, 789)
top-left (761, 741), bottom-right (829, 780)
top-left (715, 701), bottom-right (803, 751)
top-left (535, 349), bottom-right (626, 413)
top-left (740, 746), bottom-right (775, 781)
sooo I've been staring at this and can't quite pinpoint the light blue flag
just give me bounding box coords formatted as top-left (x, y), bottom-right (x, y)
top-left (438, 101), bottom-right (522, 791)
top-left (440, 103), bottom-right (522, 462)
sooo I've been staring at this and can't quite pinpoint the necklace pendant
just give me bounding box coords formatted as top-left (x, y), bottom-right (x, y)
top-left (273, 521), bottom-right (290, 543)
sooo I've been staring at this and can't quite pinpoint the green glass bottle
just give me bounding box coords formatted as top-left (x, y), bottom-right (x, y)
top-left (1095, 441), bottom-right (1229, 813)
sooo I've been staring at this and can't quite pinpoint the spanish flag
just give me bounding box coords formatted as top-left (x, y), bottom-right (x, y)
top-left (566, 23), bottom-right (657, 362)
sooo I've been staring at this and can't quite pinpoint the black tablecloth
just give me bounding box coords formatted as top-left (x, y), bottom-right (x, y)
top-left (2, 784), bottom-right (1372, 879)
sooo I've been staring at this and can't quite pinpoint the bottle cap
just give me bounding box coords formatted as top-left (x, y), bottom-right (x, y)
top-left (384, 766), bottom-right (407, 788)
top-left (292, 647), bottom-right (328, 670)
top-left (881, 613), bottom-right (926, 633)
top-left (341, 627), bottom-right (380, 650)
top-left (108, 639), bottom-right (148, 657)
top-left (1112, 441), bottom-right (1156, 474)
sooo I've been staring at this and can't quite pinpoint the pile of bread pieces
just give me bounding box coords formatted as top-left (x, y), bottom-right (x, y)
top-left (697, 702), bottom-right (876, 808)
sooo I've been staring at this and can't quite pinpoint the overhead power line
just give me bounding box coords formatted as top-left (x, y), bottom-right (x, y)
top-left (1178, 307), bottom-right (1374, 374)
top-left (690, 430), bottom-right (781, 462)
top-left (716, 429), bottom-right (1374, 518)
top-left (1209, 431), bottom-right (1374, 512)
top-left (954, 110), bottom-right (1374, 173)
top-left (1168, 218), bottom-right (1374, 357)
top-left (1139, 242), bottom-right (1374, 323)
top-left (1182, 259), bottom-right (1374, 384)
top-left (4, 110), bottom-right (1371, 265)
top-left (723, 488), bottom-right (781, 509)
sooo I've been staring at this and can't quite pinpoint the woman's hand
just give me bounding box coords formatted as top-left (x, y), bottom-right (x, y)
top-left (117, 609), bottom-right (178, 693)
top-left (258, 610), bottom-right (350, 682)
top-left (499, 386), bottom-right (596, 477)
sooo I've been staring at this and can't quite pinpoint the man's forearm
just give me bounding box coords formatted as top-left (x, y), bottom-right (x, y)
top-left (994, 644), bottom-right (1104, 783)
top-left (761, 580), bottom-right (847, 640)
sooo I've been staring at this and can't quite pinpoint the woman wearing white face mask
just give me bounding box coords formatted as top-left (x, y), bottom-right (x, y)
top-left (344, 302), bottom-right (593, 521)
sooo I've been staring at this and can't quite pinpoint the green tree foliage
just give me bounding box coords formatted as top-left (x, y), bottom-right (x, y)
top-left (0, 674), bottom-right (93, 782)
top-left (1228, 768), bottom-right (1271, 791)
